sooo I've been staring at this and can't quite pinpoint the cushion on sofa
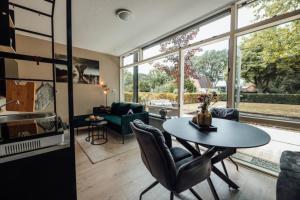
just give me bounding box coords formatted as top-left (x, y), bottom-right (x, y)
top-left (118, 103), bottom-right (131, 115)
top-left (111, 102), bottom-right (120, 115)
top-left (130, 103), bottom-right (144, 113)
top-left (111, 102), bottom-right (131, 115)
top-left (104, 115), bottom-right (121, 126)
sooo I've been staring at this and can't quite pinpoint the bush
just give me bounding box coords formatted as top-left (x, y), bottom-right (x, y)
top-left (239, 93), bottom-right (300, 105)
top-left (124, 92), bottom-right (227, 104)
top-left (124, 92), bottom-right (300, 105)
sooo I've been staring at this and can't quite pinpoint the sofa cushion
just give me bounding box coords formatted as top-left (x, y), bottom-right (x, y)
top-left (104, 115), bottom-right (121, 126)
top-left (118, 103), bottom-right (131, 115)
top-left (111, 102), bottom-right (120, 115)
top-left (130, 103), bottom-right (144, 113)
top-left (280, 151), bottom-right (300, 173)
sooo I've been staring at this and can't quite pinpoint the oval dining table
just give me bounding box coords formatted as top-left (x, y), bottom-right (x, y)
top-left (163, 117), bottom-right (271, 192)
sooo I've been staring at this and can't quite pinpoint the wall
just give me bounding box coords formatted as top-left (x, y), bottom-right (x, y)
top-left (15, 34), bottom-right (120, 121)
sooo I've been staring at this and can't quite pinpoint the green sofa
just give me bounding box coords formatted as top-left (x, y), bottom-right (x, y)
top-left (94, 102), bottom-right (149, 143)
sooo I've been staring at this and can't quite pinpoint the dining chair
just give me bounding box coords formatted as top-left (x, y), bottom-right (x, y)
top-left (210, 108), bottom-right (240, 174)
top-left (130, 119), bottom-right (219, 200)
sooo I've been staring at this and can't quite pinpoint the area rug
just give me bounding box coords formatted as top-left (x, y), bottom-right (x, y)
top-left (76, 129), bottom-right (138, 164)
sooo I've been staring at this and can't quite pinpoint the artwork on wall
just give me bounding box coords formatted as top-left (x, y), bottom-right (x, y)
top-left (55, 54), bottom-right (100, 84)
top-left (35, 82), bottom-right (54, 111)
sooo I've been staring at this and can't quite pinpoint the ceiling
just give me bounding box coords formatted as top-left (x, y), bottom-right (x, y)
top-left (10, 0), bottom-right (235, 56)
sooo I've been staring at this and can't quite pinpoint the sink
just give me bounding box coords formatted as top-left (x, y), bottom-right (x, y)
top-left (0, 112), bottom-right (56, 124)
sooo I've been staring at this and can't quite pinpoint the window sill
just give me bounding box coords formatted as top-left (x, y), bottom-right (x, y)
top-left (240, 112), bottom-right (300, 131)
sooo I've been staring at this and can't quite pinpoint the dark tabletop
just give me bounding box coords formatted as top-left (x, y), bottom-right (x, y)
top-left (163, 117), bottom-right (271, 149)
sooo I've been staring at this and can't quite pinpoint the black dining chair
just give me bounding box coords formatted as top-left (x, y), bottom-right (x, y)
top-left (130, 119), bottom-right (219, 200)
top-left (210, 108), bottom-right (240, 175)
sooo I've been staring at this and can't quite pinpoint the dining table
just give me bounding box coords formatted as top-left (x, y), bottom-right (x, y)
top-left (163, 117), bottom-right (271, 192)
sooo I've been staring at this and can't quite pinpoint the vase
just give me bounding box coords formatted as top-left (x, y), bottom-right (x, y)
top-left (159, 108), bottom-right (168, 119)
top-left (197, 110), bottom-right (212, 126)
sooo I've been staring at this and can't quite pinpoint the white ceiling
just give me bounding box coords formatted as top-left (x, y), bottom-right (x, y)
top-left (10, 0), bottom-right (234, 56)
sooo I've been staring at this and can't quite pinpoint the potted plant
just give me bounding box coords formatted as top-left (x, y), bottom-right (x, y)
top-left (192, 91), bottom-right (218, 127)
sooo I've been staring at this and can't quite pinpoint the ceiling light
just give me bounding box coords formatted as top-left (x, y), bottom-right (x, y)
top-left (116, 9), bottom-right (132, 21)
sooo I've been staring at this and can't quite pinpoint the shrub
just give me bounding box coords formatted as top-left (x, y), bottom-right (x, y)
top-left (124, 92), bottom-right (300, 105)
top-left (239, 93), bottom-right (300, 105)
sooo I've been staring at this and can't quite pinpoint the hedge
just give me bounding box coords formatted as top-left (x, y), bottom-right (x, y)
top-left (239, 93), bottom-right (300, 105)
top-left (124, 92), bottom-right (300, 105)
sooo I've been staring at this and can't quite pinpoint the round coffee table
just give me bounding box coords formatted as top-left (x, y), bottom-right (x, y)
top-left (85, 117), bottom-right (108, 145)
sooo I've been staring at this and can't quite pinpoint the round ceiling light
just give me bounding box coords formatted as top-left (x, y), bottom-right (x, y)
top-left (116, 9), bottom-right (132, 21)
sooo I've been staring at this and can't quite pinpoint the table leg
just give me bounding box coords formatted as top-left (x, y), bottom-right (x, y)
top-left (85, 125), bottom-right (91, 142)
top-left (212, 166), bottom-right (239, 190)
top-left (176, 138), bottom-right (201, 156)
top-left (211, 148), bottom-right (239, 189)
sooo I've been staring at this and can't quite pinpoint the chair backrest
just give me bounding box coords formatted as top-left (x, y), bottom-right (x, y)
top-left (130, 120), bottom-right (176, 190)
top-left (210, 107), bottom-right (239, 121)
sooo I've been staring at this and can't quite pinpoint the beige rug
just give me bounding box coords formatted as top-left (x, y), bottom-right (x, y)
top-left (76, 129), bottom-right (138, 164)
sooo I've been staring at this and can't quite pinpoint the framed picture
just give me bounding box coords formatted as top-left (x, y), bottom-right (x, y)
top-left (55, 54), bottom-right (100, 84)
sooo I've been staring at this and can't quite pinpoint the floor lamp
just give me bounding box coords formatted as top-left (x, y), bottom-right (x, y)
top-left (100, 81), bottom-right (110, 107)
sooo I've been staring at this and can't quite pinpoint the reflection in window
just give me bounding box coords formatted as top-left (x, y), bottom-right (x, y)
top-left (138, 54), bottom-right (179, 117)
top-left (238, 0), bottom-right (300, 28)
top-left (236, 19), bottom-right (300, 119)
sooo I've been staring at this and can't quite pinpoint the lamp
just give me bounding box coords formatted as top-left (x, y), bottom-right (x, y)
top-left (100, 80), bottom-right (110, 107)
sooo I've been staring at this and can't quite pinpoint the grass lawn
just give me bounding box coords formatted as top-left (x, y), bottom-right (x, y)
top-left (183, 102), bottom-right (300, 119)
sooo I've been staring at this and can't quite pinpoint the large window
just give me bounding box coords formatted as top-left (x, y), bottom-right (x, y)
top-left (138, 54), bottom-right (179, 117)
top-left (235, 19), bottom-right (300, 119)
top-left (120, 0), bottom-right (300, 173)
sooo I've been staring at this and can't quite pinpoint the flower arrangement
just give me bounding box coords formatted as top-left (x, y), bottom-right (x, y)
top-left (192, 91), bottom-right (219, 127)
top-left (197, 91), bottom-right (218, 112)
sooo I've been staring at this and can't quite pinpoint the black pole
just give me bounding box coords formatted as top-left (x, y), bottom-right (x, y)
top-left (51, 0), bottom-right (57, 116)
top-left (66, 0), bottom-right (77, 199)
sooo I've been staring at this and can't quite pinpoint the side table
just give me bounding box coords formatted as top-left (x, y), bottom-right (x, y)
top-left (85, 117), bottom-right (108, 145)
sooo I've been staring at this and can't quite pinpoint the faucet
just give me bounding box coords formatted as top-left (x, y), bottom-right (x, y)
top-left (0, 100), bottom-right (20, 112)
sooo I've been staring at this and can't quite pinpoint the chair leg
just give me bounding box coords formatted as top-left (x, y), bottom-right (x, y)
top-left (139, 181), bottom-right (159, 200)
top-left (207, 177), bottom-right (219, 200)
top-left (229, 157), bottom-right (239, 171)
top-left (189, 188), bottom-right (202, 200)
top-left (195, 143), bottom-right (201, 154)
top-left (221, 160), bottom-right (229, 178)
top-left (122, 133), bottom-right (125, 144)
top-left (170, 192), bottom-right (174, 200)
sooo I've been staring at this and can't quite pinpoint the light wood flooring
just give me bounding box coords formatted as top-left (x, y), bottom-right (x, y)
top-left (76, 142), bottom-right (277, 200)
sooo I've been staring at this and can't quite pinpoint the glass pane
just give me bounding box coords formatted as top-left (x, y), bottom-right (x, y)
top-left (138, 54), bottom-right (179, 117)
top-left (183, 40), bottom-right (229, 116)
top-left (142, 14), bottom-right (230, 60)
top-left (188, 14), bottom-right (230, 44)
top-left (235, 19), bottom-right (300, 119)
top-left (122, 67), bottom-right (134, 102)
top-left (122, 54), bottom-right (134, 66)
top-left (238, 0), bottom-right (300, 28)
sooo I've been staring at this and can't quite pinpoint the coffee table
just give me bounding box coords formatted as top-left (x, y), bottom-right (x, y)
top-left (85, 117), bottom-right (108, 145)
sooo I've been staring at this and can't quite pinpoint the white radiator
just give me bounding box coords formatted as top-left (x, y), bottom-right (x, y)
top-left (0, 134), bottom-right (64, 157)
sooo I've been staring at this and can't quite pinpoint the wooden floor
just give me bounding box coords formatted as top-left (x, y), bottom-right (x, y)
top-left (76, 142), bottom-right (277, 200)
